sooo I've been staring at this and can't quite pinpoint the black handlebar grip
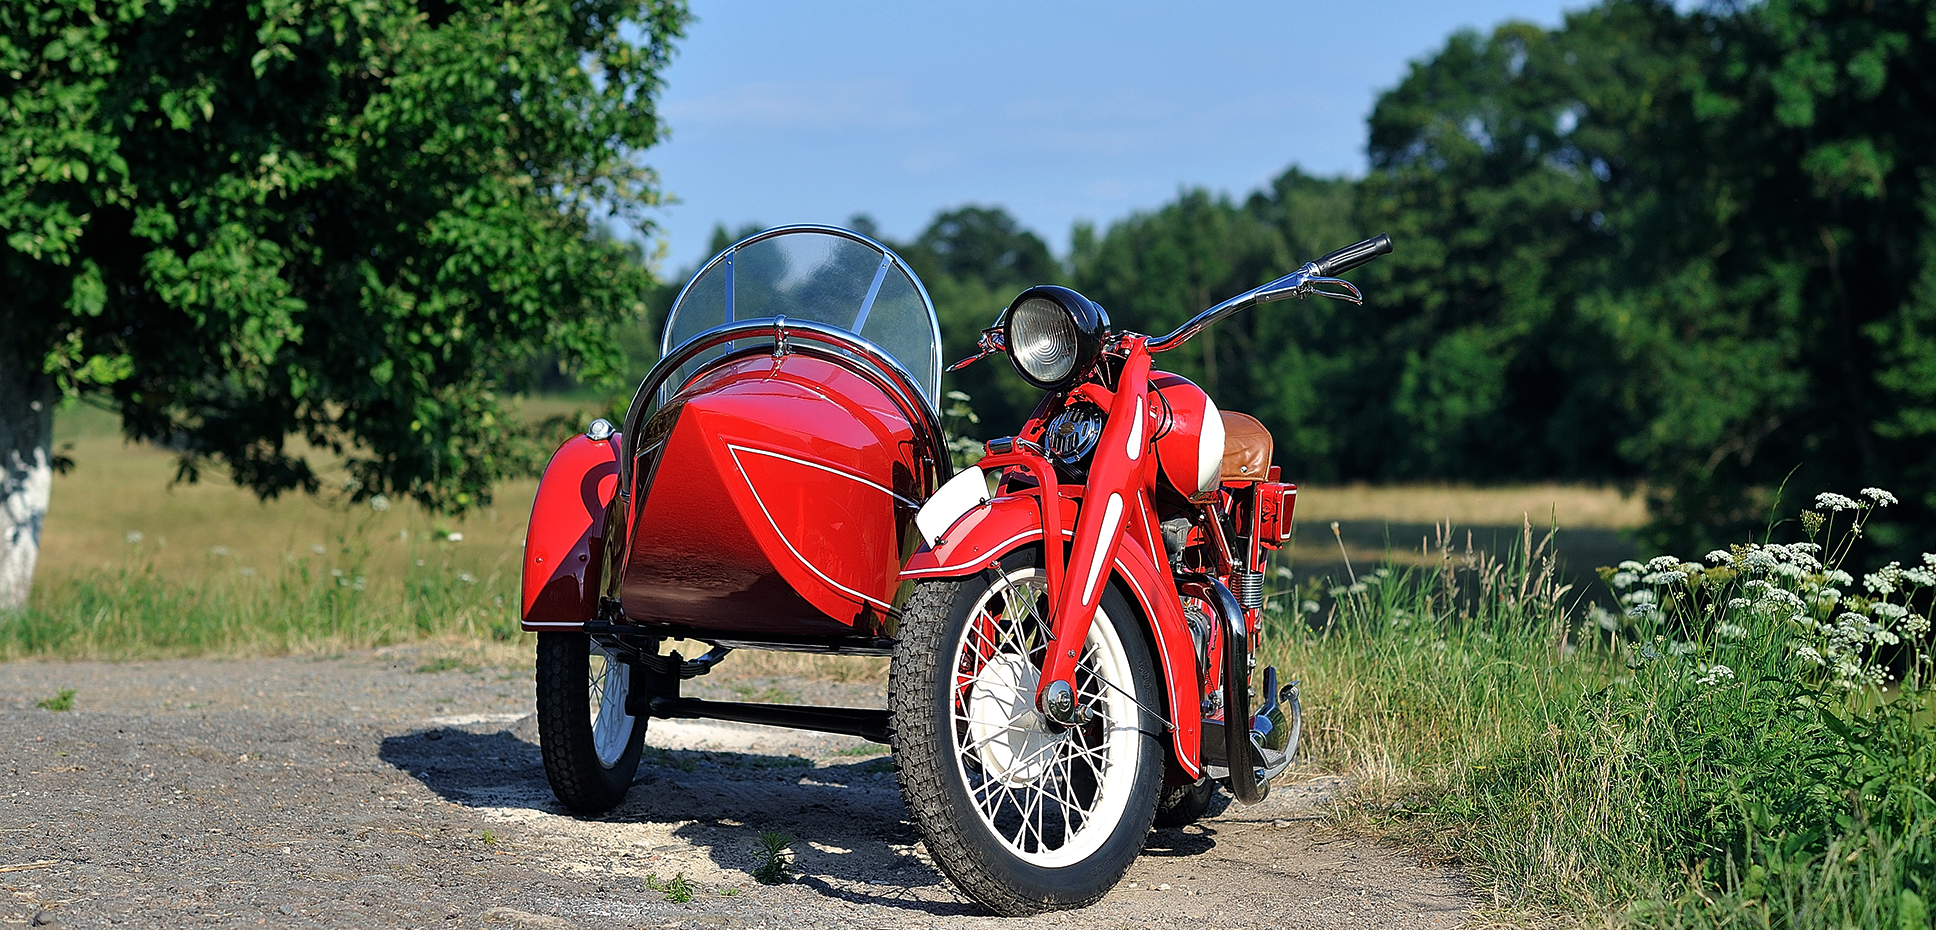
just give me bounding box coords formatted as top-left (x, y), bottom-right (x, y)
top-left (1312, 233), bottom-right (1394, 277)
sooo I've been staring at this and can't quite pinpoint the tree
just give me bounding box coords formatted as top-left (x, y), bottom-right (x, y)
top-left (0, 0), bottom-right (689, 608)
top-left (897, 205), bottom-right (1061, 433)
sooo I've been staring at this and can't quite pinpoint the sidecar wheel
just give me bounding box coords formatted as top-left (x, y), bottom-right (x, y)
top-left (536, 632), bottom-right (645, 813)
top-left (890, 553), bottom-right (1163, 916)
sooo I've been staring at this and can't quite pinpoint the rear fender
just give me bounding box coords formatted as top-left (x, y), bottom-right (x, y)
top-left (900, 493), bottom-right (1204, 776)
top-left (521, 433), bottom-right (621, 630)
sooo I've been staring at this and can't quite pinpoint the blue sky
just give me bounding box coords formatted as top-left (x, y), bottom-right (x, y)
top-left (639, 1), bottom-right (1588, 271)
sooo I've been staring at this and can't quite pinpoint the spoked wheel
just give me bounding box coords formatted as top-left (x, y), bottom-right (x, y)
top-left (536, 632), bottom-right (645, 813)
top-left (891, 552), bottom-right (1163, 916)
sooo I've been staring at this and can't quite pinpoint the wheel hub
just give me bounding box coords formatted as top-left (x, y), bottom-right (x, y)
top-left (966, 654), bottom-right (1059, 786)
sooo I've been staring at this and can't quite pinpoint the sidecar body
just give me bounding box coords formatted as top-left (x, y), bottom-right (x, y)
top-left (522, 227), bottom-right (950, 647)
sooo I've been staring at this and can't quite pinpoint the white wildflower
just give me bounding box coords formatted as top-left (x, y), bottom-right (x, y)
top-left (1903, 567), bottom-right (1936, 587)
top-left (1301, 600), bottom-right (1320, 615)
top-left (1907, 614), bottom-right (1931, 635)
top-left (311, 544), bottom-right (327, 555)
top-left (1706, 550), bottom-right (1735, 565)
top-left (1814, 492), bottom-right (1861, 512)
top-left (1871, 602), bottom-right (1910, 620)
top-left (1348, 582), bottom-right (1368, 595)
top-left (1669, 640), bottom-right (1698, 656)
top-left (1739, 549), bottom-right (1778, 573)
top-left (1924, 553), bottom-right (1936, 569)
top-left (1591, 604), bottom-right (1620, 631)
top-left (209, 546), bottom-right (230, 557)
top-left (1644, 570), bottom-right (1689, 586)
top-left (238, 566), bottom-right (256, 577)
top-left (1647, 556), bottom-right (1684, 572)
top-left (1626, 603), bottom-right (1660, 619)
top-left (1781, 543), bottom-right (1822, 571)
top-left (1826, 569), bottom-right (1854, 586)
top-left (458, 572), bottom-right (476, 584)
top-left (331, 568), bottom-right (345, 577)
top-left (1774, 563), bottom-right (1804, 579)
top-left (1795, 646), bottom-right (1824, 666)
top-left (125, 531), bottom-right (144, 544)
top-left (370, 494), bottom-right (391, 512)
top-left (1860, 487), bottom-right (1898, 507)
top-left (1618, 560), bottom-right (1646, 573)
top-left (1612, 571), bottom-right (1639, 589)
top-left (447, 532), bottom-right (464, 543)
top-left (1624, 589), bottom-right (1657, 606)
top-left (1727, 597), bottom-right (1752, 610)
top-left (1875, 628), bottom-right (1901, 647)
top-left (1865, 562), bottom-right (1903, 595)
top-left (1696, 664), bottom-right (1735, 686)
top-left (1716, 622), bottom-right (1748, 640)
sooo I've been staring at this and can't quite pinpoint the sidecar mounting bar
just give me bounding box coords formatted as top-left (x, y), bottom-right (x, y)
top-left (647, 696), bottom-right (892, 744)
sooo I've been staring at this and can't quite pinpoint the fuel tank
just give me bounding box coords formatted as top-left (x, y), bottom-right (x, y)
top-left (614, 352), bottom-right (938, 637)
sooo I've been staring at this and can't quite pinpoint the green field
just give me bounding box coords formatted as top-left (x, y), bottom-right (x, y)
top-left (6, 405), bottom-right (1930, 928)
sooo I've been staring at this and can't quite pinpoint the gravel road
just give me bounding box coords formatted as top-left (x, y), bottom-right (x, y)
top-left (1, 647), bottom-right (1473, 929)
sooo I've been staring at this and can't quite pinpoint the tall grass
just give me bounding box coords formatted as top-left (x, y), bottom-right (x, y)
top-left (1263, 491), bottom-right (1936, 927)
top-left (3, 517), bottom-right (524, 660)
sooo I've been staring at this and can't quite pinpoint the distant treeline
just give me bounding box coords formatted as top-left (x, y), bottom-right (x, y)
top-left (658, 0), bottom-right (1935, 556)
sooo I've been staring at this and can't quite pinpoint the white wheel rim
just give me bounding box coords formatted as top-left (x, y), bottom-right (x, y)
top-left (949, 568), bottom-right (1143, 867)
top-left (589, 639), bottom-right (636, 768)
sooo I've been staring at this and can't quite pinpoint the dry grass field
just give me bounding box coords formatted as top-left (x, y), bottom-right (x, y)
top-left (17, 399), bottom-right (1644, 662)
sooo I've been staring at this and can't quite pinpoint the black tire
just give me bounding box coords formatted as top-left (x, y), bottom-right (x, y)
top-left (890, 552), bottom-right (1164, 916)
top-left (1152, 778), bottom-right (1219, 827)
top-left (536, 632), bottom-right (645, 813)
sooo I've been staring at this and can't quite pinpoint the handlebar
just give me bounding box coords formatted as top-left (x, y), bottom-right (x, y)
top-left (1144, 233), bottom-right (1392, 354)
top-left (1312, 234), bottom-right (1393, 277)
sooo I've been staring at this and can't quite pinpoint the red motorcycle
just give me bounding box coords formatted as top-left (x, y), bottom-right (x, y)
top-left (520, 225), bottom-right (1391, 915)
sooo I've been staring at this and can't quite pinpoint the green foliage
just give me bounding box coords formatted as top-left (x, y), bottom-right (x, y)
top-left (35, 688), bottom-right (76, 711)
top-left (751, 830), bottom-right (793, 885)
top-left (1, 0), bottom-right (688, 513)
top-left (643, 872), bottom-right (696, 903)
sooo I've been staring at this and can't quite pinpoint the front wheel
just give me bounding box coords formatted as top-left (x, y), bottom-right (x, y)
top-left (536, 632), bottom-right (645, 813)
top-left (890, 553), bottom-right (1163, 916)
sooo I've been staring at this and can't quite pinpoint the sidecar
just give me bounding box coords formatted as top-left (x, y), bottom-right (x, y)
top-left (520, 226), bottom-right (951, 803)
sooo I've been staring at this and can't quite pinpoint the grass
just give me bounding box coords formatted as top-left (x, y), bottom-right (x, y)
top-left (752, 831), bottom-right (794, 885)
top-left (35, 688), bottom-right (76, 711)
top-left (1263, 492), bottom-right (1936, 927)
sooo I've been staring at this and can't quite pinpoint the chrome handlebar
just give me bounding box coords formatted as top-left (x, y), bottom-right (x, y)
top-left (1144, 264), bottom-right (1364, 355)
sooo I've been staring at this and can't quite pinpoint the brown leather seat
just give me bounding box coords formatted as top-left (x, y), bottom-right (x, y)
top-left (1220, 412), bottom-right (1272, 482)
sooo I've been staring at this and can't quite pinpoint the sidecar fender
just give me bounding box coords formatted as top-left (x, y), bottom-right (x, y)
top-left (901, 493), bottom-right (1205, 776)
top-left (521, 433), bottom-right (621, 630)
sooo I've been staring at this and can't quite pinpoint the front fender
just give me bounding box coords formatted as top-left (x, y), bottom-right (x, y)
top-left (521, 432), bottom-right (621, 629)
top-left (900, 493), bottom-right (1205, 776)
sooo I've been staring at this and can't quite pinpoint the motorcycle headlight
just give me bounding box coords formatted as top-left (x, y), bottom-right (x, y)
top-left (1002, 286), bottom-right (1109, 391)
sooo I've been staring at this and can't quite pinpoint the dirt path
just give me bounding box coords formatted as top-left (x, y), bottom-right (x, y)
top-left (1, 648), bottom-right (1474, 929)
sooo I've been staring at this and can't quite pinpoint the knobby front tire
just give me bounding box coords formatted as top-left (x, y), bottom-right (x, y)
top-left (890, 552), bottom-right (1163, 916)
top-left (536, 632), bottom-right (645, 814)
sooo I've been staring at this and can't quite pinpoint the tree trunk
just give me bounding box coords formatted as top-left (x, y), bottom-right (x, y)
top-left (0, 341), bottom-right (55, 611)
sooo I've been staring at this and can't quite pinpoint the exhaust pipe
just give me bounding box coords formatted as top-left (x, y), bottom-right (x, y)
top-left (1175, 574), bottom-right (1302, 804)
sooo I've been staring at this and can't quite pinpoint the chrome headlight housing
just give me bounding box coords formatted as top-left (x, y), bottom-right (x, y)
top-left (1001, 285), bottom-right (1109, 391)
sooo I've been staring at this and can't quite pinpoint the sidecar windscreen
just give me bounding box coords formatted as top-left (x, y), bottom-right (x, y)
top-left (660, 227), bottom-right (942, 409)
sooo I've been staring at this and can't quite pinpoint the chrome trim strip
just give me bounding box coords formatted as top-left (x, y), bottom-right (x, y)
top-left (621, 319), bottom-right (952, 494)
top-left (727, 443), bottom-right (921, 509)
